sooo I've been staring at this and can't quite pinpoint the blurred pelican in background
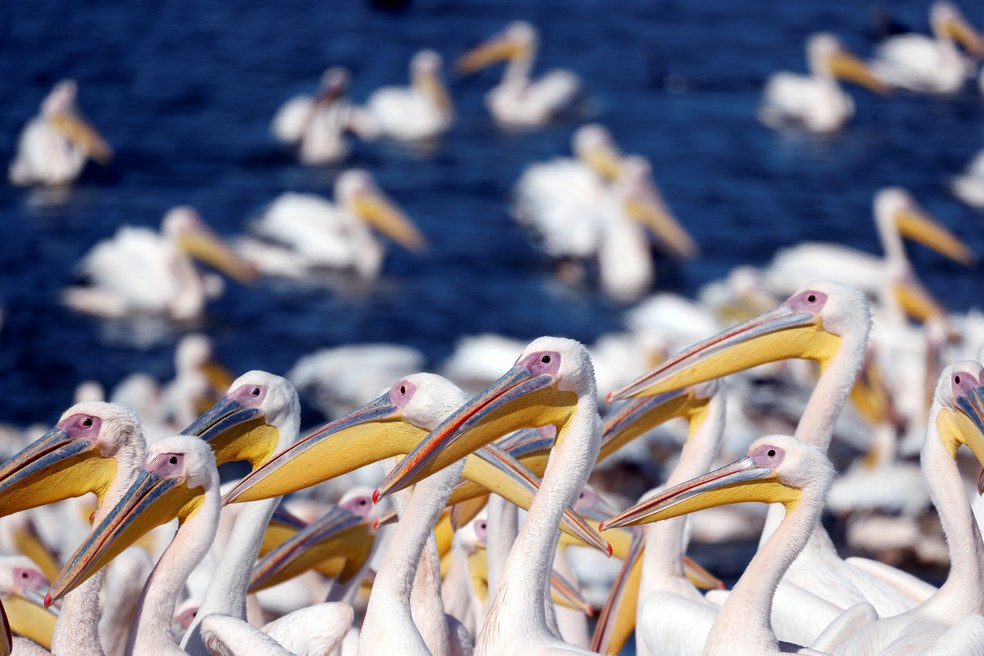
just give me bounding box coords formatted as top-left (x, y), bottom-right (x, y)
top-left (9, 80), bottom-right (113, 186)
top-left (240, 169), bottom-right (426, 280)
top-left (272, 67), bottom-right (376, 165)
top-left (952, 150), bottom-right (984, 208)
top-left (759, 33), bottom-right (889, 132)
top-left (366, 50), bottom-right (455, 142)
top-left (457, 21), bottom-right (580, 127)
top-left (871, 1), bottom-right (984, 94)
top-left (63, 206), bottom-right (257, 321)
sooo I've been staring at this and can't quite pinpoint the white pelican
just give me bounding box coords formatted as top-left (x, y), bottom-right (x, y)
top-left (366, 50), bottom-right (454, 141)
top-left (759, 33), bottom-right (889, 132)
top-left (272, 67), bottom-right (375, 165)
top-left (241, 170), bottom-right (426, 280)
top-left (9, 80), bottom-right (113, 187)
top-left (610, 283), bottom-right (922, 618)
top-left (63, 207), bottom-right (257, 321)
top-left (457, 21), bottom-right (579, 127)
top-left (0, 555), bottom-right (57, 650)
top-left (871, 1), bottom-right (984, 94)
top-left (823, 363), bottom-right (984, 654)
top-left (952, 150), bottom-right (984, 208)
top-left (602, 435), bottom-right (839, 656)
top-left (375, 337), bottom-right (605, 655)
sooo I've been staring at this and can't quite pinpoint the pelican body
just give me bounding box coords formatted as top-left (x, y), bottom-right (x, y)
top-left (367, 50), bottom-right (454, 141)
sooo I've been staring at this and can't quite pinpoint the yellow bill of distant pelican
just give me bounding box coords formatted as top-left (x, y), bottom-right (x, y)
top-left (177, 221), bottom-right (258, 285)
top-left (826, 50), bottom-right (890, 95)
top-left (456, 33), bottom-right (527, 76)
top-left (49, 111), bottom-right (113, 164)
top-left (350, 185), bottom-right (427, 252)
top-left (45, 451), bottom-right (206, 606)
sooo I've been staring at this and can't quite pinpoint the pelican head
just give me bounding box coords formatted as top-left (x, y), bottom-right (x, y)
top-left (0, 402), bottom-right (145, 516)
top-left (610, 282), bottom-right (867, 401)
top-left (934, 362), bottom-right (984, 479)
top-left (375, 336), bottom-right (592, 500)
top-left (456, 21), bottom-right (537, 75)
top-left (0, 556), bottom-right (58, 650)
top-left (46, 436), bottom-right (218, 606)
top-left (336, 170), bottom-right (427, 252)
top-left (601, 435), bottom-right (832, 530)
top-left (931, 1), bottom-right (984, 57)
top-left (162, 207), bottom-right (258, 285)
top-left (42, 79), bottom-right (114, 164)
top-left (807, 33), bottom-right (889, 94)
top-left (619, 156), bottom-right (698, 260)
top-left (411, 49), bottom-right (454, 121)
top-left (875, 187), bottom-right (974, 265)
top-left (317, 67), bottom-right (350, 101)
top-left (182, 370), bottom-right (299, 470)
top-left (572, 124), bottom-right (622, 182)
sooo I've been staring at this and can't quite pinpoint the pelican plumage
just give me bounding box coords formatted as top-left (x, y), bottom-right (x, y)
top-left (871, 1), bottom-right (984, 93)
top-left (759, 33), bottom-right (889, 132)
top-left (376, 337), bottom-right (603, 655)
top-left (366, 50), bottom-right (454, 141)
top-left (9, 80), bottom-right (113, 186)
top-left (457, 21), bottom-right (579, 127)
top-left (63, 207), bottom-right (256, 321)
top-left (952, 150), bottom-right (984, 208)
top-left (0, 555), bottom-right (57, 650)
top-left (240, 170), bottom-right (426, 280)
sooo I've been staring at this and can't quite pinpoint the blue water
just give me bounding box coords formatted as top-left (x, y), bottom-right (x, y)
top-left (1, 0), bottom-right (982, 430)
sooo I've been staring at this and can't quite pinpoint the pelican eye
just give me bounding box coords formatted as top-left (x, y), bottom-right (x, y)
top-left (169, 456), bottom-right (178, 465)
top-left (807, 295), bottom-right (816, 303)
top-left (82, 417), bottom-right (93, 428)
top-left (400, 385), bottom-right (407, 395)
top-left (250, 387), bottom-right (261, 397)
top-left (955, 375), bottom-right (961, 385)
top-left (540, 355), bottom-right (551, 364)
top-left (767, 449), bottom-right (776, 457)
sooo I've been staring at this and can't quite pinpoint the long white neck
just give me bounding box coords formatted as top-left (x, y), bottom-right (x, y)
top-left (359, 459), bottom-right (466, 656)
top-left (478, 392), bottom-right (601, 651)
top-left (503, 49), bottom-right (534, 89)
top-left (486, 493), bottom-right (517, 602)
top-left (707, 491), bottom-right (824, 655)
top-left (126, 488), bottom-right (220, 656)
top-left (921, 404), bottom-right (984, 616)
top-left (168, 248), bottom-right (206, 321)
top-left (180, 496), bottom-right (281, 655)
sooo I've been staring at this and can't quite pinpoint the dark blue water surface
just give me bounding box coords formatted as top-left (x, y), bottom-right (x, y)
top-left (1, 0), bottom-right (982, 427)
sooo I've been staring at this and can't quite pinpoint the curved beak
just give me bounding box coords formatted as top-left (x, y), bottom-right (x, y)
top-left (223, 393), bottom-right (417, 504)
top-left (600, 386), bottom-right (710, 463)
top-left (4, 591), bottom-right (58, 650)
top-left (0, 426), bottom-right (117, 516)
top-left (351, 188), bottom-right (426, 252)
top-left (49, 112), bottom-right (113, 163)
top-left (609, 301), bottom-right (839, 401)
top-left (177, 222), bottom-right (257, 285)
top-left (581, 143), bottom-right (622, 182)
top-left (466, 546), bottom-right (592, 614)
top-left (182, 396), bottom-right (277, 470)
top-left (891, 273), bottom-right (946, 325)
top-left (250, 505), bottom-right (374, 593)
top-left (895, 205), bottom-right (974, 266)
top-left (375, 362), bottom-right (577, 501)
top-left (828, 51), bottom-right (890, 95)
top-left (46, 464), bottom-right (205, 606)
top-left (942, 385), bottom-right (984, 491)
top-left (456, 36), bottom-right (525, 75)
top-left (591, 528), bottom-right (643, 655)
top-left (0, 601), bottom-right (8, 656)
top-left (601, 455), bottom-right (799, 530)
top-left (623, 195), bottom-right (698, 260)
top-left (944, 14), bottom-right (984, 58)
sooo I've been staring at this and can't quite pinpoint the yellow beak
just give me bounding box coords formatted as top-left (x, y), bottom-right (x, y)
top-left (622, 197), bottom-right (698, 260)
top-left (351, 189), bottom-right (427, 252)
top-left (944, 14), bottom-right (984, 58)
top-left (600, 385), bottom-right (713, 463)
top-left (178, 225), bottom-right (258, 285)
top-left (895, 207), bottom-right (974, 266)
top-left (940, 385), bottom-right (984, 484)
top-left (4, 591), bottom-right (58, 649)
top-left (827, 51), bottom-right (890, 94)
top-left (182, 395), bottom-right (281, 470)
top-left (49, 112), bottom-right (114, 163)
top-left (456, 38), bottom-right (525, 75)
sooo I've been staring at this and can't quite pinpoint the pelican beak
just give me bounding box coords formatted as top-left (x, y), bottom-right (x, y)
top-left (601, 454), bottom-right (799, 530)
top-left (944, 14), bottom-right (984, 58)
top-left (599, 386), bottom-right (711, 463)
top-left (581, 143), bottom-right (622, 182)
top-left (622, 196), bottom-right (698, 260)
top-left (182, 395), bottom-right (277, 470)
top-left (351, 188), bottom-right (426, 252)
top-left (610, 300), bottom-right (840, 401)
top-left (0, 425), bottom-right (117, 516)
top-left (4, 590), bottom-right (58, 650)
top-left (374, 355), bottom-right (578, 501)
top-left (891, 273), bottom-right (946, 324)
top-left (177, 223), bottom-right (258, 285)
top-left (894, 205), bottom-right (974, 266)
top-left (828, 51), bottom-right (890, 94)
top-left (591, 528), bottom-right (643, 655)
top-left (456, 36), bottom-right (525, 75)
top-left (45, 455), bottom-right (205, 606)
top-left (222, 392), bottom-right (416, 504)
top-left (250, 505), bottom-right (374, 593)
top-left (413, 70), bottom-right (454, 121)
top-left (550, 569), bottom-right (593, 615)
top-left (49, 112), bottom-right (113, 163)
top-left (941, 385), bottom-right (984, 489)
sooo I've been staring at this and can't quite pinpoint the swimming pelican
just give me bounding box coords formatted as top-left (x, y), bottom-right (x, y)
top-left (375, 337), bottom-right (605, 655)
top-left (871, 1), bottom-right (984, 93)
top-left (241, 170), bottom-right (426, 280)
top-left (9, 80), bottom-right (113, 186)
top-left (366, 50), bottom-right (454, 141)
top-left (601, 435), bottom-right (838, 656)
top-left (759, 33), bottom-right (889, 132)
top-left (610, 283), bottom-right (920, 617)
top-left (457, 21), bottom-right (580, 127)
top-left (952, 150), bottom-right (984, 208)
top-left (63, 206), bottom-right (257, 321)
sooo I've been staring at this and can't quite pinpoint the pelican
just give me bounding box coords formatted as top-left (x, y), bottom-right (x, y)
top-left (366, 50), bottom-right (454, 141)
top-left (457, 21), bottom-right (579, 127)
top-left (609, 282), bottom-right (921, 617)
top-left (759, 33), bottom-right (889, 132)
top-left (871, 1), bottom-right (984, 93)
top-left (601, 435), bottom-right (839, 656)
top-left (9, 80), bottom-right (113, 186)
top-left (375, 337), bottom-right (605, 655)
top-left (0, 555), bottom-right (58, 650)
top-left (63, 206), bottom-right (257, 321)
top-left (241, 170), bottom-right (426, 280)
top-left (952, 150), bottom-right (984, 208)
top-left (272, 67), bottom-right (375, 165)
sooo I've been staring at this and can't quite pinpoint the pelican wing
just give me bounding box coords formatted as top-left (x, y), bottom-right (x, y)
top-left (79, 227), bottom-right (179, 313)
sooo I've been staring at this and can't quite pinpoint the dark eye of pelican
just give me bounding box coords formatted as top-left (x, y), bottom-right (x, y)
top-left (250, 387), bottom-right (261, 397)
top-left (955, 375), bottom-right (961, 385)
top-left (20, 572), bottom-right (27, 579)
top-left (807, 294), bottom-right (816, 303)
top-left (82, 417), bottom-right (93, 428)
top-left (169, 456), bottom-right (178, 465)
top-left (767, 449), bottom-right (776, 457)
top-left (400, 385), bottom-right (406, 395)
top-left (540, 355), bottom-right (551, 364)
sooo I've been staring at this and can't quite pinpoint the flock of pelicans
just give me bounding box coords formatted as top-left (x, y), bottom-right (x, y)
top-left (5, 2), bottom-right (984, 656)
